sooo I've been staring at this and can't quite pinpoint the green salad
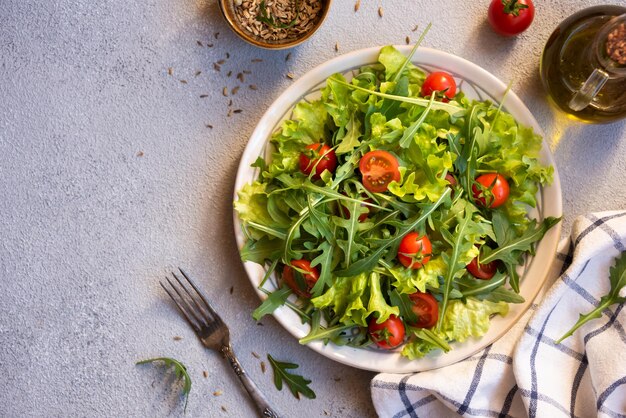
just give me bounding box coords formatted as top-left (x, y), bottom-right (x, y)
top-left (235, 44), bottom-right (559, 359)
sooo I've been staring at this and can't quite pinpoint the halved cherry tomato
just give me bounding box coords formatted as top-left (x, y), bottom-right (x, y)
top-left (368, 314), bottom-right (405, 349)
top-left (281, 259), bottom-right (319, 298)
top-left (299, 144), bottom-right (337, 180)
top-left (408, 292), bottom-right (439, 328)
top-left (398, 232), bottom-right (432, 269)
top-left (421, 71), bottom-right (457, 102)
top-left (488, 0), bottom-right (535, 37)
top-left (359, 150), bottom-right (401, 193)
top-left (467, 256), bottom-right (499, 280)
top-left (472, 173), bottom-right (510, 208)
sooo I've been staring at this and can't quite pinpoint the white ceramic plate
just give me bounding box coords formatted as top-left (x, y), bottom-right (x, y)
top-left (233, 46), bottom-right (562, 373)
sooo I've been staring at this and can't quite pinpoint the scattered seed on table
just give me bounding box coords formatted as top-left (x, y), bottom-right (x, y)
top-left (214, 63), bottom-right (221, 72)
top-left (406, 36), bottom-right (410, 44)
top-left (354, 0), bottom-right (360, 12)
top-left (197, 40), bottom-right (203, 47)
top-left (252, 58), bottom-right (263, 63)
top-left (229, 286), bottom-right (234, 294)
top-left (378, 6), bottom-right (384, 17)
top-left (324, 411), bottom-right (330, 416)
top-left (231, 86), bottom-right (240, 95)
top-left (285, 52), bottom-right (292, 61)
top-left (228, 99), bottom-right (233, 107)
top-left (179, 79), bottom-right (187, 84)
top-left (206, 124), bottom-right (213, 129)
top-left (236, 73), bottom-right (244, 82)
top-left (226, 52), bottom-right (230, 59)
top-left (167, 67), bottom-right (173, 76)
top-left (195, 70), bottom-right (202, 76)
top-left (215, 32), bottom-right (220, 39)
top-left (203, 371), bottom-right (208, 378)
top-left (233, 109), bottom-right (242, 114)
top-left (227, 108), bottom-right (233, 117)
top-left (249, 84), bottom-right (258, 90)
top-left (257, 322), bottom-right (264, 326)
top-left (243, 70), bottom-right (251, 74)
top-left (221, 406), bottom-right (228, 412)
top-left (213, 390), bottom-right (223, 396)
top-left (200, 94), bottom-right (208, 98)
top-left (252, 351), bottom-right (260, 359)
top-left (217, 59), bottom-right (226, 65)
top-left (412, 24), bottom-right (418, 32)
top-left (222, 87), bottom-right (228, 96)
top-left (207, 43), bottom-right (214, 47)
top-left (260, 361), bottom-right (266, 373)
top-left (136, 151), bottom-right (144, 157)
top-left (333, 377), bottom-right (341, 382)
top-left (227, 70), bottom-right (232, 77)
top-left (335, 42), bottom-right (339, 52)
top-left (173, 336), bottom-right (183, 341)
top-left (286, 72), bottom-right (295, 79)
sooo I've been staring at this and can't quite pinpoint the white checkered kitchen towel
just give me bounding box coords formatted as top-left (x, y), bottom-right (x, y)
top-left (372, 211), bottom-right (626, 418)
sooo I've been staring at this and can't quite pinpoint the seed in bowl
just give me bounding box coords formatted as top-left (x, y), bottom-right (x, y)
top-left (234, 0), bottom-right (323, 42)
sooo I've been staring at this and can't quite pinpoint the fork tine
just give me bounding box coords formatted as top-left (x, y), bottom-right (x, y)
top-left (163, 276), bottom-right (208, 329)
top-left (178, 268), bottom-right (224, 324)
top-left (160, 280), bottom-right (202, 332)
top-left (170, 271), bottom-right (213, 323)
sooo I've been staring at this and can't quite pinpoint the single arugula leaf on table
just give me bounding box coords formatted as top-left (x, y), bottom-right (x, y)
top-left (136, 357), bottom-right (192, 413)
top-left (267, 354), bottom-right (316, 400)
top-left (557, 251), bottom-right (626, 343)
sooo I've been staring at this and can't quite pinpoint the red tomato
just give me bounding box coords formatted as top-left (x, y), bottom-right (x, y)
top-left (359, 150), bottom-right (401, 193)
top-left (488, 0), bottom-right (535, 36)
top-left (472, 173), bottom-right (510, 208)
top-left (368, 314), bottom-right (405, 349)
top-left (408, 292), bottom-right (439, 328)
top-left (281, 259), bottom-right (319, 298)
top-left (420, 71), bottom-right (457, 102)
top-left (467, 256), bottom-right (499, 280)
top-left (299, 144), bottom-right (338, 180)
top-left (397, 232), bottom-right (432, 269)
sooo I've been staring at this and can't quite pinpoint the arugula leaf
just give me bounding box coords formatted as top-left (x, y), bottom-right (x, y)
top-left (557, 251), bottom-right (626, 343)
top-left (438, 203), bottom-right (481, 330)
top-left (388, 289), bottom-right (418, 324)
top-left (267, 354), bottom-right (316, 400)
top-left (136, 357), bottom-right (192, 413)
top-left (481, 214), bottom-right (561, 292)
top-left (252, 287), bottom-right (291, 321)
top-left (309, 241), bottom-right (334, 297)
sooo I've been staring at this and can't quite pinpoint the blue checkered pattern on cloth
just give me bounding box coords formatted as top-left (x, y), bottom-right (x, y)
top-left (371, 211), bottom-right (626, 418)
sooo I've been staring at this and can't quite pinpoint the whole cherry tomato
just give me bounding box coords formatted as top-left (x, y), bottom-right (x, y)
top-left (488, 0), bottom-right (535, 37)
top-left (421, 71), bottom-right (457, 102)
top-left (472, 173), bottom-right (510, 208)
top-left (281, 259), bottom-right (319, 298)
top-left (299, 143), bottom-right (337, 180)
top-left (368, 314), bottom-right (405, 349)
top-left (397, 232), bottom-right (432, 269)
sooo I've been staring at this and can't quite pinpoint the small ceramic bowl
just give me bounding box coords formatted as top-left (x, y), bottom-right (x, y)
top-left (218, 0), bottom-right (332, 49)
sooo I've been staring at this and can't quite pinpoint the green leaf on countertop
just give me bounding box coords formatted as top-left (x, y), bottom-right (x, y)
top-left (136, 357), bottom-right (192, 413)
top-left (267, 354), bottom-right (316, 400)
top-left (252, 287), bottom-right (292, 321)
top-left (557, 251), bottom-right (626, 343)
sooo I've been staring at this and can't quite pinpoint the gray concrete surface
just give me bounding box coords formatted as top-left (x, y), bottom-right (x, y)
top-left (1, 0), bottom-right (625, 417)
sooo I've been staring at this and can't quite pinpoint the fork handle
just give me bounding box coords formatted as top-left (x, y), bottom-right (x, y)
top-left (221, 344), bottom-right (281, 418)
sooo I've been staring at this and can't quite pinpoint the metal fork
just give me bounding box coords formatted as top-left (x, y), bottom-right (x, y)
top-left (161, 268), bottom-right (280, 418)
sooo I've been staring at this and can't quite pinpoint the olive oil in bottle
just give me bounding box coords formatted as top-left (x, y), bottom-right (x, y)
top-left (540, 5), bottom-right (626, 123)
